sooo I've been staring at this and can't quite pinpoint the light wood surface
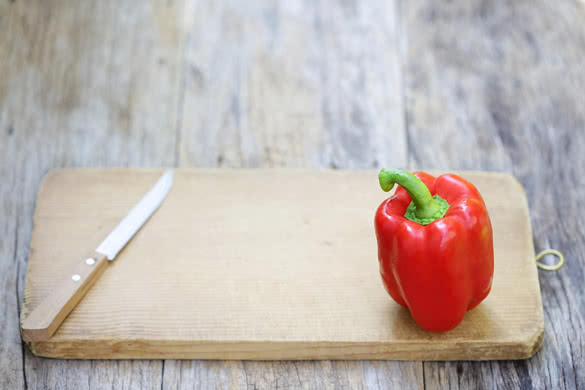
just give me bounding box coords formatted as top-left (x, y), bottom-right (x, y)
top-left (22, 169), bottom-right (543, 360)
top-left (21, 252), bottom-right (108, 342)
top-left (2, 0), bottom-right (584, 388)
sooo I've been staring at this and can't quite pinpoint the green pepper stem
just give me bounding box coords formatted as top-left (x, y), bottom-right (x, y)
top-left (378, 168), bottom-right (441, 219)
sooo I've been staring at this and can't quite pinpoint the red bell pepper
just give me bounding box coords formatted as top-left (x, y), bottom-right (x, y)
top-left (374, 169), bottom-right (494, 332)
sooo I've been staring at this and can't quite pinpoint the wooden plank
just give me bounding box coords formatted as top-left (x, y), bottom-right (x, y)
top-left (0, 0), bottom-right (188, 388)
top-left (401, 0), bottom-right (585, 388)
top-left (177, 0), bottom-right (406, 169)
top-left (163, 360), bottom-right (424, 390)
top-left (24, 359), bottom-right (164, 390)
top-left (0, 2), bottom-right (31, 389)
top-left (0, 0), bottom-right (417, 388)
top-left (23, 169), bottom-right (542, 361)
top-left (0, 114), bottom-right (25, 389)
top-left (172, 0), bottom-right (417, 388)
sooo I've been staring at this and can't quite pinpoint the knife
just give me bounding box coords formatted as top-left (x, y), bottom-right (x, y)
top-left (21, 169), bottom-right (174, 342)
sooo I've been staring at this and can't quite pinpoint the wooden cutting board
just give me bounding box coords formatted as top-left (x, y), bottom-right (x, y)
top-left (21, 169), bottom-right (544, 360)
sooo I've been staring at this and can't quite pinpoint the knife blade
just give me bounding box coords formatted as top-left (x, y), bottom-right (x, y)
top-left (97, 169), bottom-right (173, 260)
top-left (21, 170), bottom-right (174, 342)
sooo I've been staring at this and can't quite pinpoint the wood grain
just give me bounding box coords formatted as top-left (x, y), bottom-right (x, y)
top-left (162, 360), bottom-right (424, 390)
top-left (178, 0), bottom-right (406, 169)
top-left (22, 169), bottom-right (542, 360)
top-left (173, 0), bottom-right (415, 386)
top-left (1, 0), bottom-right (585, 387)
top-left (0, 0), bottom-right (187, 387)
top-left (402, 0), bottom-right (585, 388)
top-left (0, 58), bottom-right (25, 390)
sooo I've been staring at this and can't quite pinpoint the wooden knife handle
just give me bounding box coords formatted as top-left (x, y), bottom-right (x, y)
top-left (21, 252), bottom-right (108, 342)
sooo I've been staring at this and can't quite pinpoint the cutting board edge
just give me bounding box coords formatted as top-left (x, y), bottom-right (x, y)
top-left (27, 323), bottom-right (544, 361)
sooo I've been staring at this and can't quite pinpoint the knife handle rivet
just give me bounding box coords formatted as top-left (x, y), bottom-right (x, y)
top-left (85, 258), bottom-right (96, 265)
top-left (72, 274), bottom-right (81, 282)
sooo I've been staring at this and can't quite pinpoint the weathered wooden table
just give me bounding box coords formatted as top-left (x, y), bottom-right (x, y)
top-left (1, 0), bottom-right (583, 389)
